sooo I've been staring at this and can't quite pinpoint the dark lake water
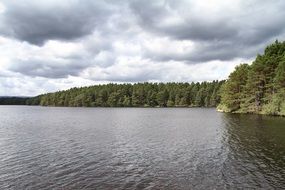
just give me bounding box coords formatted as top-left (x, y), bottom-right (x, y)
top-left (0, 106), bottom-right (284, 189)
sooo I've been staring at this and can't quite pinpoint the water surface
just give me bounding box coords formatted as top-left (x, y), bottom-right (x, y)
top-left (0, 106), bottom-right (284, 189)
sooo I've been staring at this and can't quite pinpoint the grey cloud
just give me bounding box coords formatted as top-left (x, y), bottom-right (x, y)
top-left (92, 51), bottom-right (116, 68)
top-left (0, 0), bottom-right (114, 45)
top-left (130, 0), bottom-right (237, 41)
top-left (129, 0), bottom-right (236, 41)
top-left (144, 41), bottom-right (266, 63)
top-left (130, 0), bottom-right (285, 62)
top-left (0, 70), bottom-right (13, 78)
top-left (83, 35), bottom-right (113, 55)
top-left (2, 0), bottom-right (284, 63)
top-left (10, 58), bottom-right (90, 78)
top-left (1, 0), bottom-right (285, 86)
top-left (130, 0), bottom-right (285, 42)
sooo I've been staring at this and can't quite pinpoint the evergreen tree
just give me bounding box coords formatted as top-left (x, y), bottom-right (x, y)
top-left (219, 40), bottom-right (285, 116)
top-left (25, 81), bottom-right (224, 108)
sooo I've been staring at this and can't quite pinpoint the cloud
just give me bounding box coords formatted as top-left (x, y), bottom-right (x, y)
top-left (0, 38), bottom-right (93, 78)
top-left (130, 0), bottom-right (285, 62)
top-left (130, 0), bottom-right (285, 42)
top-left (81, 56), bottom-right (249, 83)
top-left (0, 0), bottom-right (285, 96)
top-left (0, 75), bottom-right (98, 96)
top-left (130, 0), bottom-right (238, 41)
top-left (0, 0), bottom-right (115, 45)
top-left (10, 58), bottom-right (86, 78)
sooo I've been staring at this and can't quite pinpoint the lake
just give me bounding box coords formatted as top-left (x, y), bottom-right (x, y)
top-left (0, 106), bottom-right (284, 189)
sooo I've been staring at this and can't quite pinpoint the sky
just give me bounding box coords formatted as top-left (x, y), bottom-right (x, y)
top-left (0, 0), bottom-right (285, 96)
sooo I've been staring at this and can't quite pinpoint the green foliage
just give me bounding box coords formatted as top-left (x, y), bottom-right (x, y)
top-left (0, 97), bottom-right (28, 105)
top-left (262, 94), bottom-right (281, 115)
top-left (5, 40), bottom-right (285, 117)
top-left (280, 101), bottom-right (285, 116)
top-left (220, 64), bottom-right (250, 112)
top-left (26, 81), bottom-right (224, 107)
top-left (219, 40), bottom-right (285, 116)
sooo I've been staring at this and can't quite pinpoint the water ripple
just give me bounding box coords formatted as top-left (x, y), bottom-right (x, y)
top-left (0, 106), bottom-right (284, 189)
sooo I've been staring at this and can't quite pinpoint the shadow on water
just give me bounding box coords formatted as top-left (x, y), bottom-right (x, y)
top-left (221, 113), bottom-right (285, 189)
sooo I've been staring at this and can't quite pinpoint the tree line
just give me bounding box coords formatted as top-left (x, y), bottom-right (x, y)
top-left (26, 81), bottom-right (224, 107)
top-left (0, 97), bottom-right (28, 105)
top-left (218, 40), bottom-right (285, 116)
top-left (1, 40), bottom-right (284, 116)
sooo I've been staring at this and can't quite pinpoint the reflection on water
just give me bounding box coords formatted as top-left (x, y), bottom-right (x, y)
top-left (221, 114), bottom-right (285, 189)
top-left (0, 106), bottom-right (284, 189)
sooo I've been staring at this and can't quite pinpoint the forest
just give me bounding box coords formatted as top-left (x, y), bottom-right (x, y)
top-left (26, 81), bottom-right (224, 107)
top-left (0, 97), bottom-right (28, 105)
top-left (218, 40), bottom-right (285, 116)
top-left (1, 41), bottom-right (284, 116)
